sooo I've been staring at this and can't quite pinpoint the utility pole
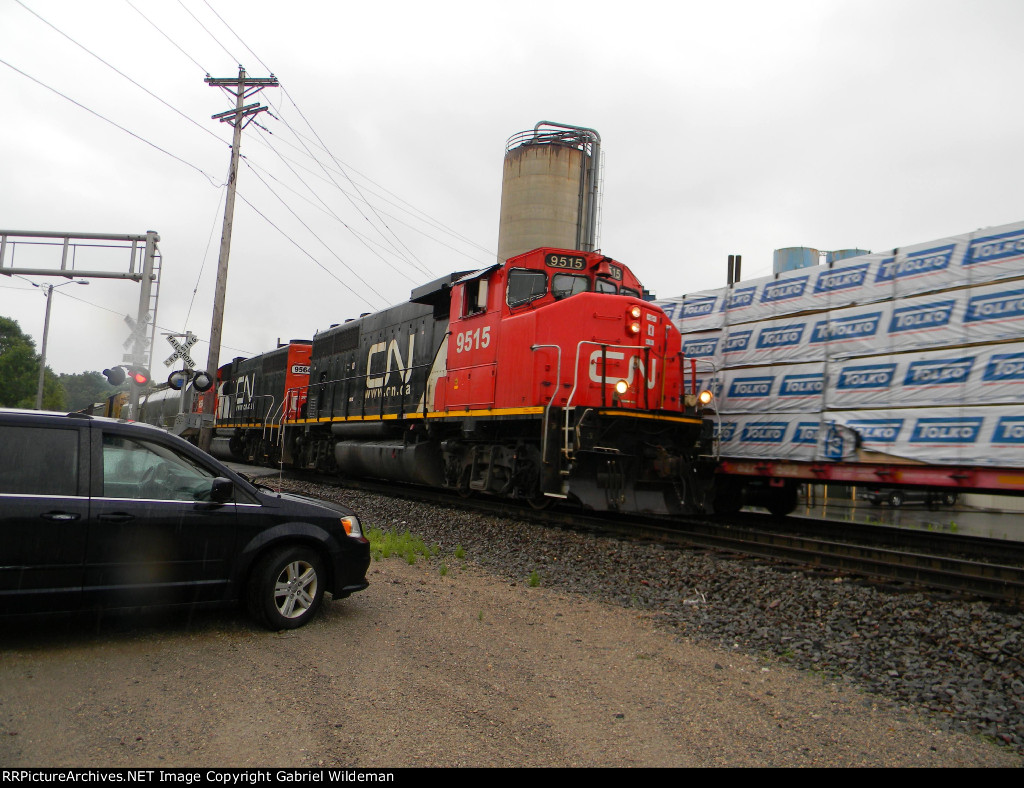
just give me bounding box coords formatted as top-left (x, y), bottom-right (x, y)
top-left (198, 66), bottom-right (278, 452)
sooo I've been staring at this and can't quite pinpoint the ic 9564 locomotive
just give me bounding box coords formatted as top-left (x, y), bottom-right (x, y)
top-left (211, 246), bottom-right (716, 514)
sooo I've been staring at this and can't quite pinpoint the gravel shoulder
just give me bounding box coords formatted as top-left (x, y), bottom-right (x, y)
top-left (0, 552), bottom-right (1019, 767)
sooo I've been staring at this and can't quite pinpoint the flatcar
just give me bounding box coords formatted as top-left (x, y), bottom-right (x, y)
top-left (254, 246), bottom-right (716, 514)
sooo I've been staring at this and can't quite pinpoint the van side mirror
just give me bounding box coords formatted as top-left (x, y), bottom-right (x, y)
top-left (210, 477), bottom-right (234, 503)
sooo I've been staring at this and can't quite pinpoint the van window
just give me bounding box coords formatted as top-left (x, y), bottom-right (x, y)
top-left (0, 425), bottom-right (78, 496)
top-left (102, 433), bottom-right (217, 501)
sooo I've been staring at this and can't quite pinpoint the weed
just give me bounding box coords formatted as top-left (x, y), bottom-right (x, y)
top-left (528, 570), bottom-right (540, 587)
top-left (454, 545), bottom-right (466, 560)
top-left (367, 526), bottom-right (437, 565)
top-left (478, 610), bottom-right (484, 622)
top-left (439, 564), bottom-right (449, 577)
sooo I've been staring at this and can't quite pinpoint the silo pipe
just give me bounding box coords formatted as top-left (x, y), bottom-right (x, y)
top-left (533, 121), bottom-right (602, 252)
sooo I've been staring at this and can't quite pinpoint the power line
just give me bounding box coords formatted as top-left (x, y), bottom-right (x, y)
top-left (15, 0), bottom-right (224, 145)
top-left (0, 57), bottom-right (221, 186)
top-left (234, 190), bottom-right (387, 311)
top-left (1, 282), bottom-right (256, 357)
top-left (184, 185), bottom-right (227, 332)
top-left (243, 156), bottom-right (492, 268)
top-left (251, 131), bottom-right (422, 283)
top-left (246, 130), bottom-right (494, 259)
top-left (241, 157), bottom-right (404, 294)
top-left (275, 87), bottom-right (433, 277)
top-left (175, 0), bottom-right (240, 66)
top-left (200, 0), bottom-right (272, 74)
top-left (123, 0), bottom-right (209, 74)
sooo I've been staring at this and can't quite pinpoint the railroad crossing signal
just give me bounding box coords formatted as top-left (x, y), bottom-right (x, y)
top-left (122, 313), bottom-right (152, 350)
top-left (164, 332), bottom-right (198, 369)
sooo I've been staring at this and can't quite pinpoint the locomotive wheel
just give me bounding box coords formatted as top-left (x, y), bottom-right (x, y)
top-left (888, 492), bottom-right (904, 507)
top-left (247, 546), bottom-right (325, 630)
top-left (528, 494), bottom-right (553, 510)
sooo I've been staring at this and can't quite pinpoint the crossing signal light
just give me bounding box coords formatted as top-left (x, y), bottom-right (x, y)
top-left (168, 369), bottom-right (214, 392)
top-left (103, 365), bottom-right (150, 386)
top-left (103, 367), bottom-right (126, 386)
top-left (192, 371), bottom-right (214, 392)
top-left (127, 367), bottom-right (150, 386)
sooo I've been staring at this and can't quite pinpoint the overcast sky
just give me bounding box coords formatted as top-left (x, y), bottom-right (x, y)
top-left (2, 0), bottom-right (1022, 377)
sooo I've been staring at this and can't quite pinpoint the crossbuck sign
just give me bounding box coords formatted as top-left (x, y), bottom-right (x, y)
top-left (164, 332), bottom-right (198, 369)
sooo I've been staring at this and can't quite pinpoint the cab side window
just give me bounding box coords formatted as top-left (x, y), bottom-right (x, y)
top-left (506, 269), bottom-right (547, 307)
top-left (464, 278), bottom-right (489, 316)
top-left (595, 278), bottom-right (618, 294)
top-left (102, 434), bottom-right (217, 501)
top-left (0, 425), bottom-right (78, 496)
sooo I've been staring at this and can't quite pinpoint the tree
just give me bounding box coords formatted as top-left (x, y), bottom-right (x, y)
top-left (0, 316), bottom-right (67, 410)
top-left (59, 370), bottom-right (124, 412)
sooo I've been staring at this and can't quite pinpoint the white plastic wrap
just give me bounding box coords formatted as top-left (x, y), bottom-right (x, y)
top-left (662, 219), bottom-right (1024, 466)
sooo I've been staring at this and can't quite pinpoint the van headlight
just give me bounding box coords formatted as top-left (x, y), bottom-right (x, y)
top-left (341, 515), bottom-right (363, 538)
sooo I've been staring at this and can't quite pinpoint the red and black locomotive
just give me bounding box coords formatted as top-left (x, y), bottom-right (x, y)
top-left (208, 247), bottom-right (715, 514)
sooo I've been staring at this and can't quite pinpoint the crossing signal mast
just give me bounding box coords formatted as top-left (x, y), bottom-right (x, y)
top-left (198, 66), bottom-right (278, 452)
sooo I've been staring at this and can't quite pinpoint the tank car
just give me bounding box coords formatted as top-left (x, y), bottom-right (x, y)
top-left (283, 247), bottom-right (715, 514)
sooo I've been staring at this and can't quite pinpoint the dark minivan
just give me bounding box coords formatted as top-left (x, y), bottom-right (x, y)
top-left (0, 409), bottom-right (369, 629)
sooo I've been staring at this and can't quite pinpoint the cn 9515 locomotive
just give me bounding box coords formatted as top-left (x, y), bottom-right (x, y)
top-left (211, 247), bottom-right (716, 514)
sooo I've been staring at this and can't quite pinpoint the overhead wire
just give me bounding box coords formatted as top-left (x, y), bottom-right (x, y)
top-left (243, 156), bottom-right (491, 267)
top-left (123, 0), bottom-right (209, 74)
top-left (195, 7), bottom-right (437, 275)
top-left (273, 88), bottom-right (434, 277)
top-left (0, 57), bottom-right (221, 186)
top-left (14, 0), bottom-right (224, 146)
top-left (199, 0), bottom-right (272, 74)
top-left (251, 128), bottom-right (421, 283)
top-left (184, 185), bottom-right (227, 332)
top-left (233, 190), bottom-right (387, 311)
top-left (240, 157), bottom-right (394, 298)
top-left (175, 0), bottom-right (240, 66)
top-left (245, 130), bottom-right (494, 259)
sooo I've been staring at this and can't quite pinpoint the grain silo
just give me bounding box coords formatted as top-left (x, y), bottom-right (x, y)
top-left (496, 121), bottom-right (602, 264)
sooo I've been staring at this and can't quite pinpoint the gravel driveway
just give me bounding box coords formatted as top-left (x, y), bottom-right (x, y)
top-left (0, 555), bottom-right (1018, 767)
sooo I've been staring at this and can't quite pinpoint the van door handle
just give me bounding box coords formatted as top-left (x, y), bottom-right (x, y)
top-left (98, 512), bottom-right (135, 523)
top-left (42, 511), bottom-right (81, 521)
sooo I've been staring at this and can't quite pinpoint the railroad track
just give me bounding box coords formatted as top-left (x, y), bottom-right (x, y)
top-left (249, 466), bottom-right (1024, 605)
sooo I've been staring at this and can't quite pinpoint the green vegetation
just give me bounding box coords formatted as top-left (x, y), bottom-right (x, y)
top-left (0, 316), bottom-right (127, 411)
top-left (58, 370), bottom-right (123, 411)
top-left (454, 545), bottom-right (466, 560)
top-left (527, 570), bottom-right (540, 587)
top-left (366, 526), bottom-right (440, 565)
top-left (0, 317), bottom-right (65, 409)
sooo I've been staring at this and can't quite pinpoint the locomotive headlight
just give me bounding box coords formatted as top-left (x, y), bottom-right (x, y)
top-left (628, 320), bottom-right (642, 335)
top-left (628, 305), bottom-right (642, 320)
top-left (698, 389), bottom-right (714, 405)
top-left (614, 379), bottom-right (629, 395)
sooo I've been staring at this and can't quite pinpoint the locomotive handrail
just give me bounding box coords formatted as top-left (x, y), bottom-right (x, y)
top-left (530, 343), bottom-right (562, 467)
